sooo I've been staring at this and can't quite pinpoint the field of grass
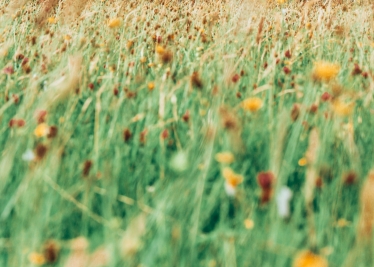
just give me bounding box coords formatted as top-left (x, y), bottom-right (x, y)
top-left (1, 0), bottom-right (374, 266)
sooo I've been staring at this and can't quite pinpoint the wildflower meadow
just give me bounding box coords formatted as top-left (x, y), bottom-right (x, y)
top-left (0, 0), bottom-right (374, 266)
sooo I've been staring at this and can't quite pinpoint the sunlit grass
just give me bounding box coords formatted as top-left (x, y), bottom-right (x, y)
top-left (0, 0), bottom-right (374, 266)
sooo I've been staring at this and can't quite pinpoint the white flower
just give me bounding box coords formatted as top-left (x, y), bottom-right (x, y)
top-left (224, 182), bottom-right (236, 197)
top-left (170, 151), bottom-right (188, 172)
top-left (170, 95), bottom-right (177, 104)
top-left (22, 149), bottom-right (35, 162)
top-left (276, 186), bottom-right (293, 218)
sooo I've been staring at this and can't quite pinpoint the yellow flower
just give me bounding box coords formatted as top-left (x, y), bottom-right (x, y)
top-left (312, 61), bottom-right (340, 82)
top-left (34, 123), bottom-right (49, 138)
top-left (47, 17), bottom-right (57, 24)
top-left (336, 218), bottom-right (350, 228)
top-left (293, 250), bottom-right (328, 267)
top-left (155, 45), bottom-right (165, 55)
top-left (242, 97), bottom-right (263, 112)
top-left (332, 99), bottom-right (355, 117)
top-left (199, 109), bottom-right (207, 117)
top-left (298, 157), bottom-right (308, 166)
top-left (126, 41), bottom-right (133, 49)
top-left (215, 152), bottom-right (235, 164)
top-left (277, 0), bottom-right (286, 4)
top-left (244, 218), bottom-right (255, 229)
top-left (148, 82), bottom-right (155, 91)
top-left (222, 167), bottom-right (243, 187)
top-left (108, 18), bottom-right (121, 28)
top-left (28, 252), bottom-right (46, 265)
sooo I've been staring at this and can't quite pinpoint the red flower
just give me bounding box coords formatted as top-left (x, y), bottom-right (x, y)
top-left (8, 119), bottom-right (16, 128)
top-left (123, 128), bottom-right (132, 142)
top-left (47, 126), bottom-right (58, 138)
top-left (113, 88), bottom-right (119, 96)
top-left (352, 63), bottom-right (362, 76)
top-left (283, 66), bottom-right (291, 74)
top-left (309, 104), bottom-right (318, 114)
top-left (3, 66), bottom-right (14, 75)
top-left (82, 160), bottom-right (93, 177)
top-left (22, 57), bottom-right (29, 66)
top-left (9, 118), bottom-right (26, 127)
top-left (285, 50), bottom-right (292, 58)
top-left (35, 110), bottom-right (47, 124)
top-left (17, 119), bottom-right (26, 127)
top-left (291, 104), bottom-right (300, 121)
top-left (161, 129), bottom-right (169, 139)
top-left (257, 171), bottom-right (275, 190)
top-left (182, 110), bottom-right (190, 122)
top-left (232, 74), bottom-right (240, 83)
top-left (321, 92), bottom-right (331, 102)
top-left (343, 171), bottom-right (357, 185)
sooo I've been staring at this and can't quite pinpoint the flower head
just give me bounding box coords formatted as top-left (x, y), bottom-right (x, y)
top-left (155, 45), bottom-right (165, 55)
top-left (312, 61), bottom-right (340, 82)
top-left (108, 18), bottom-right (121, 28)
top-left (257, 171), bottom-right (275, 190)
top-left (298, 157), bottom-right (308, 166)
top-left (34, 123), bottom-right (50, 138)
top-left (293, 250), bottom-right (328, 267)
top-left (22, 149), bottom-right (36, 162)
top-left (3, 66), bottom-right (14, 74)
top-left (242, 97), bottom-right (263, 112)
top-left (276, 186), bottom-right (293, 218)
top-left (148, 82), bottom-right (155, 91)
top-left (244, 219), bottom-right (255, 229)
top-left (28, 252), bottom-right (46, 266)
top-left (215, 152), bottom-right (234, 164)
top-left (48, 17), bottom-right (57, 24)
top-left (170, 151), bottom-right (188, 172)
top-left (222, 167), bottom-right (243, 187)
top-left (332, 98), bottom-right (355, 117)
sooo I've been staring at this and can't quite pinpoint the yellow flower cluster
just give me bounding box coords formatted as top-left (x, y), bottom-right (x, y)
top-left (222, 167), bottom-right (243, 187)
top-left (293, 250), bottom-right (328, 267)
top-left (215, 152), bottom-right (234, 164)
top-left (242, 97), bottom-right (263, 112)
top-left (312, 61), bottom-right (340, 82)
top-left (108, 18), bottom-right (121, 28)
top-left (332, 99), bottom-right (355, 117)
top-left (34, 123), bottom-right (49, 138)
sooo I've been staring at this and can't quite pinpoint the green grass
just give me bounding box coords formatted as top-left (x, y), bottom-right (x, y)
top-left (0, 0), bottom-right (374, 266)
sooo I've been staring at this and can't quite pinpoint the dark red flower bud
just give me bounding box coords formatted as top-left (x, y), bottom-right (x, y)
top-left (82, 160), bottom-right (92, 177)
top-left (257, 171), bottom-right (275, 190)
top-left (161, 129), bottom-right (169, 139)
top-left (321, 92), bottom-right (331, 102)
top-left (182, 110), bottom-right (190, 122)
top-left (232, 74), bottom-right (240, 83)
top-left (3, 66), bottom-right (14, 75)
top-left (123, 128), bottom-right (132, 142)
top-left (285, 50), bottom-right (292, 58)
top-left (283, 66), bottom-right (291, 74)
